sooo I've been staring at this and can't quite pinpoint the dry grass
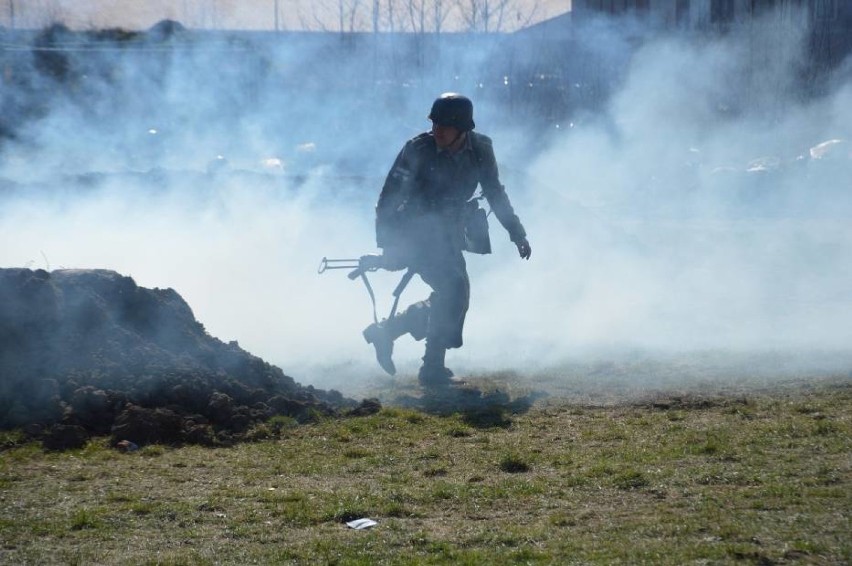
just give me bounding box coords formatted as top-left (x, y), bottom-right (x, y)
top-left (1, 368), bottom-right (850, 565)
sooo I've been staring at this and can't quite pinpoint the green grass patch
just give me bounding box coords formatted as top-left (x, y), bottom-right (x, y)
top-left (69, 507), bottom-right (104, 530)
top-left (0, 376), bottom-right (849, 564)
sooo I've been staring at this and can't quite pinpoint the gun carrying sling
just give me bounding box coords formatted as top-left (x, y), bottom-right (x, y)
top-left (318, 256), bottom-right (414, 324)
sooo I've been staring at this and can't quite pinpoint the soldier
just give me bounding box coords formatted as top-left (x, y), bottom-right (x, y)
top-left (363, 93), bottom-right (531, 388)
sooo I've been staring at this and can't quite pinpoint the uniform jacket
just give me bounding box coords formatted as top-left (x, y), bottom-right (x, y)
top-left (376, 131), bottom-right (526, 253)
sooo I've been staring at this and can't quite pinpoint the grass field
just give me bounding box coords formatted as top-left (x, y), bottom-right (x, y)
top-left (1, 362), bottom-right (850, 565)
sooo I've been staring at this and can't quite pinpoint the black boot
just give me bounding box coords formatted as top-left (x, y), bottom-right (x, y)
top-left (363, 320), bottom-right (397, 375)
top-left (363, 303), bottom-right (428, 375)
top-left (418, 343), bottom-right (463, 388)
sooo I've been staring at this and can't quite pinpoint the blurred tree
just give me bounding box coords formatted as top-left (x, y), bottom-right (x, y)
top-left (400, 0), bottom-right (452, 33)
top-left (302, 0), bottom-right (537, 33)
top-left (455, 0), bottom-right (540, 32)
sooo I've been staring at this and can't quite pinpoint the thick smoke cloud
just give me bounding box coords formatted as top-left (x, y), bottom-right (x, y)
top-left (1, 13), bottom-right (850, 393)
top-left (467, 15), bottom-right (852, 371)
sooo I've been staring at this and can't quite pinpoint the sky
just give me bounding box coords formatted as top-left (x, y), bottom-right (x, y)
top-left (3, 0), bottom-right (571, 32)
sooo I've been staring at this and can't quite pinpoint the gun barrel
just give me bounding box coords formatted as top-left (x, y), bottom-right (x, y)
top-left (317, 257), bottom-right (361, 274)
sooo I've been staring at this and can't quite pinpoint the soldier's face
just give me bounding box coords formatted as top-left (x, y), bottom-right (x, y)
top-left (432, 122), bottom-right (461, 149)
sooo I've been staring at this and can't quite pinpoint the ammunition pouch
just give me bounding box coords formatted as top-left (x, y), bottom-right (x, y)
top-left (462, 200), bottom-right (491, 255)
top-left (379, 199), bottom-right (491, 255)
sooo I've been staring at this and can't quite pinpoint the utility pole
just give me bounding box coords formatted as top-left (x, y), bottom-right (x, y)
top-left (274, 0), bottom-right (280, 31)
top-left (9, 0), bottom-right (15, 30)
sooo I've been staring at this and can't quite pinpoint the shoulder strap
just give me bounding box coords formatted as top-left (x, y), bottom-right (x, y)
top-left (469, 132), bottom-right (484, 168)
top-left (468, 132), bottom-right (488, 201)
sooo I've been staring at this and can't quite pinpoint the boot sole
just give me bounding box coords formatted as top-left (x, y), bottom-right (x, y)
top-left (363, 328), bottom-right (396, 375)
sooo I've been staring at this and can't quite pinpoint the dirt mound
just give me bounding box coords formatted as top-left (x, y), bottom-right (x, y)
top-left (0, 268), bottom-right (358, 449)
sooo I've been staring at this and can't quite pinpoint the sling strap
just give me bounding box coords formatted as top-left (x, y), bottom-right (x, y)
top-left (389, 269), bottom-right (415, 319)
top-left (360, 268), bottom-right (415, 324)
top-left (359, 270), bottom-right (379, 324)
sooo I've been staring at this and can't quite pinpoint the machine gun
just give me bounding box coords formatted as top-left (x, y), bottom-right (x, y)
top-left (317, 254), bottom-right (386, 280)
top-left (318, 254), bottom-right (414, 323)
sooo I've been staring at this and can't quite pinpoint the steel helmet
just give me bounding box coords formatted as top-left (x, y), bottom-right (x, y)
top-left (428, 93), bottom-right (475, 131)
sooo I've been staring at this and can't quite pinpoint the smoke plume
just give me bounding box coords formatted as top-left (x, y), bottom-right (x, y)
top-left (1, 12), bottom-right (851, 394)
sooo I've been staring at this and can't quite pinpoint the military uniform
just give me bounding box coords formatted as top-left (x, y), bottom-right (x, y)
top-left (363, 92), bottom-right (530, 386)
top-left (371, 129), bottom-right (527, 377)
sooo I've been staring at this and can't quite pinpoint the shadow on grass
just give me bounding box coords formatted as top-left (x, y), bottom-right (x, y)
top-left (392, 386), bottom-right (546, 428)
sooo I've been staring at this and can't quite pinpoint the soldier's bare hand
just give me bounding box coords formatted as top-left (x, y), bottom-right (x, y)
top-left (516, 238), bottom-right (531, 260)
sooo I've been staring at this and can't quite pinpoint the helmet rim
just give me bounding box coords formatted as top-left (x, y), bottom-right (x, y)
top-left (428, 93), bottom-right (475, 131)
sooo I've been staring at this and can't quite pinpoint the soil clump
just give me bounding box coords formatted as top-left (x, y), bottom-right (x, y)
top-left (0, 268), bottom-right (356, 449)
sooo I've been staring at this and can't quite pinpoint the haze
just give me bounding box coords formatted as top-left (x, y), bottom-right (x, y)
top-left (1, 7), bottom-right (850, 392)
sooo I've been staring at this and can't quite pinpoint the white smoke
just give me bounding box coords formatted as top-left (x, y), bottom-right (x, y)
top-left (1, 13), bottom-right (851, 394)
top-left (464, 17), bottom-right (852, 372)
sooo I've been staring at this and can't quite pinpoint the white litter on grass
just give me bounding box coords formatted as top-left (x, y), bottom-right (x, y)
top-left (346, 518), bottom-right (378, 530)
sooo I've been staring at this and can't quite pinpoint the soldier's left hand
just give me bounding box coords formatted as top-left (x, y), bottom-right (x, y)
top-left (516, 238), bottom-right (531, 260)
